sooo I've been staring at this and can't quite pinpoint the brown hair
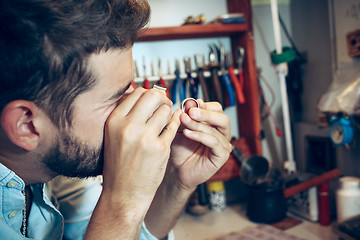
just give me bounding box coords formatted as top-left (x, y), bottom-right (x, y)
top-left (0, 0), bottom-right (150, 128)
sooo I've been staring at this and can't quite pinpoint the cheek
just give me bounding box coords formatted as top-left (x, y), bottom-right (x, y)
top-left (72, 111), bottom-right (111, 147)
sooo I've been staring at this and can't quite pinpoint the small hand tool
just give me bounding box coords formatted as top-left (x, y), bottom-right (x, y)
top-left (133, 61), bottom-right (140, 89)
top-left (152, 84), bottom-right (167, 95)
top-left (194, 53), bottom-right (210, 101)
top-left (157, 59), bottom-right (170, 98)
top-left (142, 56), bottom-right (150, 89)
top-left (219, 42), bottom-right (236, 107)
top-left (171, 59), bottom-right (185, 104)
top-left (184, 56), bottom-right (198, 99)
top-left (227, 48), bottom-right (246, 104)
top-left (209, 45), bottom-right (223, 105)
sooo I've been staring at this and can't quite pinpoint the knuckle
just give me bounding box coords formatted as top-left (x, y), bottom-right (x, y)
top-left (134, 87), bottom-right (146, 96)
top-left (148, 88), bottom-right (164, 98)
top-left (119, 123), bottom-right (136, 141)
top-left (160, 104), bottom-right (172, 116)
top-left (213, 101), bottom-right (223, 111)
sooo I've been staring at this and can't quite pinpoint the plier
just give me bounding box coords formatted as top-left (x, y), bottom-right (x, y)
top-left (171, 59), bottom-right (186, 104)
top-left (194, 53), bottom-right (210, 102)
top-left (133, 61), bottom-right (140, 89)
top-left (209, 45), bottom-right (223, 105)
top-left (219, 42), bottom-right (236, 107)
top-left (184, 56), bottom-right (198, 99)
top-left (227, 47), bottom-right (246, 104)
top-left (142, 56), bottom-right (151, 89)
top-left (157, 59), bottom-right (170, 98)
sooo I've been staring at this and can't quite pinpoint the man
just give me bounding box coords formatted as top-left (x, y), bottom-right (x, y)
top-left (0, 0), bottom-right (232, 239)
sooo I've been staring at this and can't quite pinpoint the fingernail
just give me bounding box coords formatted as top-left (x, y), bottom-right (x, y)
top-left (184, 129), bottom-right (192, 135)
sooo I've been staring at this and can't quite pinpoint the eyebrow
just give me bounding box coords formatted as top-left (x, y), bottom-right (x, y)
top-left (106, 82), bottom-right (132, 103)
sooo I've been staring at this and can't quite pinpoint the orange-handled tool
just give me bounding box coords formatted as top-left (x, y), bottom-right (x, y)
top-left (228, 66), bottom-right (245, 104)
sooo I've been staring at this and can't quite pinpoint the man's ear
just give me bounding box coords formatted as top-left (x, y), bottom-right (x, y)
top-left (1, 100), bottom-right (41, 151)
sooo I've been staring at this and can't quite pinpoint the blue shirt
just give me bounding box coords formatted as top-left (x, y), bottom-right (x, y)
top-left (0, 163), bottom-right (173, 240)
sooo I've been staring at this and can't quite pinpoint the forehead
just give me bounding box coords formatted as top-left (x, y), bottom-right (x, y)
top-left (72, 48), bottom-right (133, 111)
top-left (89, 48), bottom-right (133, 86)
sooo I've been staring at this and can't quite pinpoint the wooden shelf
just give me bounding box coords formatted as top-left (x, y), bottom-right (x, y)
top-left (136, 23), bottom-right (248, 42)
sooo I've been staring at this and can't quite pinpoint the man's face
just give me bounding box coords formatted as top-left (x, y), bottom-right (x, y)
top-left (43, 48), bottom-right (134, 178)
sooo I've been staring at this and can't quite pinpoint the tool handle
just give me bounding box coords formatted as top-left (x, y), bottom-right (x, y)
top-left (231, 146), bottom-right (245, 163)
top-left (171, 78), bottom-right (177, 103)
top-left (176, 70), bottom-right (186, 102)
top-left (197, 183), bottom-right (209, 206)
top-left (187, 72), bottom-right (198, 99)
top-left (210, 67), bottom-right (223, 106)
top-left (221, 73), bottom-right (236, 107)
top-left (158, 78), bottom-right (170, 98)
top-left (197, 69), bottom-right (210, 102)
top-left (143, 78), bottom-right (151, 89)
top-left (228, 67), bottom-right (245, 104)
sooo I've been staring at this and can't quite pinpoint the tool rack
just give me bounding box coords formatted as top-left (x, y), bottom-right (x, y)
top-left (137, 0), bottom-right (261, 182)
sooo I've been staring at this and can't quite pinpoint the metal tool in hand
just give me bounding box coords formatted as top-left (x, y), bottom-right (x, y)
top-left (219, 42), bottom-right (236, 107)
top-left (153, 84), bottom-right (167, 95)
top-left (194, 53), bottom-right (210, 102)
top-left (184, 56), bottom-right (198, 99)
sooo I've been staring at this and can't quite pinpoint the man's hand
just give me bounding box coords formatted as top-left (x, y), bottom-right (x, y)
top-left (143, 99), bottom-right (232, 238)
top-left (85, 88), bottom-right (181, 240)
top-left (102, 87), bottom-right (181, 206)
top-left (170, 99), bottom-right (232, 190)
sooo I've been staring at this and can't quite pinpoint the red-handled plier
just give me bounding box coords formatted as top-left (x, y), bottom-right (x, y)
top-left (142, 57), bottom-right (151, 89)
top-left (227, 47), bottom-right (246, 104)
top-left (157, 59), bottom-right (170, 98)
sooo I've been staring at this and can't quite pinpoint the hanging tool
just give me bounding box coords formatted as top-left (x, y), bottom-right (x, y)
top-left (219, 42), bottom-right (236, 107)
top-left (171, 59), bottom-right (185, 104)
top-left (194, 53), bottom-right (210, 102)
top-left (209, 45), bottom-right (223, 105)
top-left (133, 60), bottom-right (140, 89)
top-left (157, 59), bottom-right (170, 98)
top-left (142, 56), bottom-right (150, 89)
top-left (184, 56), bottom-right (198, 99)
top-left (227, 48), bottom-right (246, 104)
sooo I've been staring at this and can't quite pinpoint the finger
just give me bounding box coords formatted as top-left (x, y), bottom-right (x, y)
top-left (128, 89), bottom-right (173, 123)
top-left (160, 109), bottom-right (182, 143)
top-left (197, 99), bottom-right (223, 113)
top-left (180, 113), bottom-right (231, 150)
top-left (146, 104), bottom-right (173, 135)
top-left (183, 128), bottom-right (232, 166)
top-left (187, 107), bottom-right (231, 141)
top-left (112, 87), bottom-right (147, 117)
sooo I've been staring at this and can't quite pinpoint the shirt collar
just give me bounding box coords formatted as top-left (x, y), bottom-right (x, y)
top-left (0, 163), bottom-right (25, 191)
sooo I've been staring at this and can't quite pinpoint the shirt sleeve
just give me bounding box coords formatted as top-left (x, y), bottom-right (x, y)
top-left (47, 176), bottom-right (103, 240)
top-left (140, 222), bottom-right (175, 240)
top-left (48, 176), bottom-right (175, 240)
